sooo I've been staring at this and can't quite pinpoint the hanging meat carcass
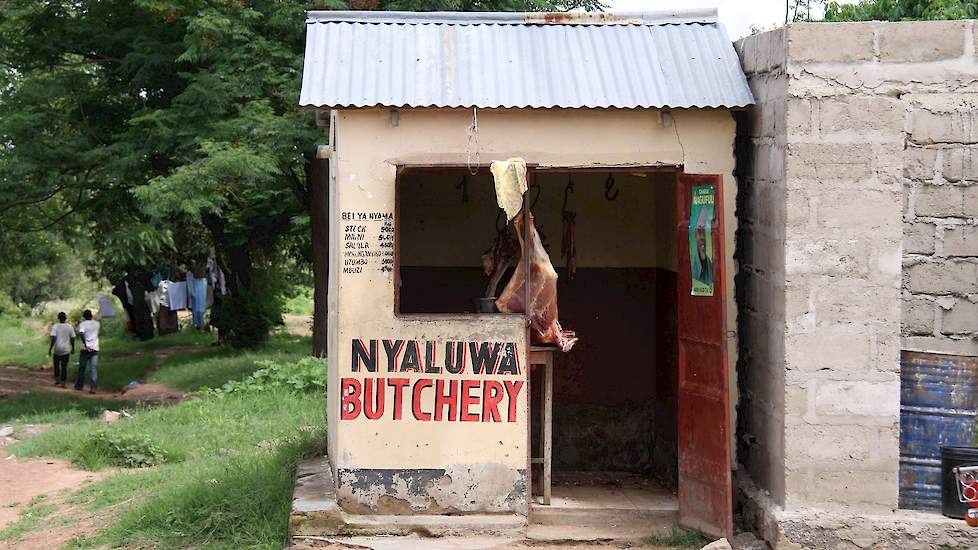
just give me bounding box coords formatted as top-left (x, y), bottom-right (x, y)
top-left (490, 158), bottom-right (577, 352)
top-left (482, 222), bottom-right (520, 301)
top-left (496, 214), bottom-right (578, 352)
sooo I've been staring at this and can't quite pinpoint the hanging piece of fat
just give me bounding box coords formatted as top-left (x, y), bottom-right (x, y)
top-left (490, 158), bottom-right (528, 222)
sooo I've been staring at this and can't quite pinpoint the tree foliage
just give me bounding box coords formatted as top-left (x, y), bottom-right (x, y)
top-left (0, 231), bottom-right (92, 313)
top-left (0, 0), bottom-right (603, 344)
top-left (824, 0), bottom-right (978, 21)
top-left (0, 1), bottom-right (320, 344)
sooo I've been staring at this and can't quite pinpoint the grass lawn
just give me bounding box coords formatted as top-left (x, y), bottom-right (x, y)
top-left (0, 313), bottom-right (309, 392)
top-left (0, 391), bottom-right (132, 426)
top-left (98, 317), bottom-right (215, 356)
top-left (283, 286), bottom-right (314, 317)
top-left (1, 321), bottom-right (325, 549)
top-left (149, 333), bottom-right (310, 392)
top-left (7, 388), bottom-right (324, 548)
top-left (0, 316), bottom-right (49, 368)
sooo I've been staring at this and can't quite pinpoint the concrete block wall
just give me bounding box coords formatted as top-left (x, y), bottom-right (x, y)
top-left (779, 22), bottom-right (908, 513)
top-left (903, 95), bottom-right (978, 354)
top-left (737, 21), bottom-right (978, 521)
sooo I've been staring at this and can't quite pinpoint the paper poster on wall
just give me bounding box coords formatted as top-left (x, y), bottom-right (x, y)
top-left (689, 185), bottom-right (715, 297)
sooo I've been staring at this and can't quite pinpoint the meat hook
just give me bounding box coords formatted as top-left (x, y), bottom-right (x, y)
top-left (604, 173), bottom-right (619, 201)
top-left (562, 177), bottom-right (574, 213)
top-left (456, 175), bottom-right (469, 203)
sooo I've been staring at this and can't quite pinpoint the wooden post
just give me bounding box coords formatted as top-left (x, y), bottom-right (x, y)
top-left (543, 351), bottom-right (553, 505)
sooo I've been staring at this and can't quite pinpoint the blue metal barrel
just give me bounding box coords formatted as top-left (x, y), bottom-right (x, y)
top-left (899, 351), bottom-right (978, 511)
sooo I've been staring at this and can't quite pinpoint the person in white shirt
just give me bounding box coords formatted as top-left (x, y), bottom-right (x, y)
top-left (75, 309), bottom-right (100, 394)
top-left (48, 312), bottom-right (75, 388)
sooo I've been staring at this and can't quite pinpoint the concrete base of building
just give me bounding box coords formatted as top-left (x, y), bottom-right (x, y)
top-left (290, 456), bottom-right (526, 539)
top-left (291, 455), bottom-right (678, 545)
top-left (738, 473), bottom-right (978, 550)
top-left (527, 473), bottom-right (678, 542)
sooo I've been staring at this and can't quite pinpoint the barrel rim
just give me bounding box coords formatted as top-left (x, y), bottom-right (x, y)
top-left (941, 445), bottom-right (978, 455)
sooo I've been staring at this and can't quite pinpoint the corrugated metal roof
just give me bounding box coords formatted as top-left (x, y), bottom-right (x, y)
top-left (299, 10), bottom-right (754, 110)
top-left (307, 9), bottom-right (720, 26)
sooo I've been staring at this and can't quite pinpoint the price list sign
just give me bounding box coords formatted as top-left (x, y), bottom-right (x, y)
top-left (341, 211), bottom-right (395, 275)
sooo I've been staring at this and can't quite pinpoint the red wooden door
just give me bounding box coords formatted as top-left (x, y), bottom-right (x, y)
top-left (676, 173), bottom-right (732, 540)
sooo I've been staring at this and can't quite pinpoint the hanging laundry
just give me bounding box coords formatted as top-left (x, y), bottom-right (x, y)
top-left (167, 280), bottom-right (188, 311)
top-left (144, 290), bottom-right (161, 316)
top-left (97, 293), bottom-right (116, 318)
top-left (158, 280), bottom-right (171, 309)
top-left (188, 277), bottom-right (208, 329)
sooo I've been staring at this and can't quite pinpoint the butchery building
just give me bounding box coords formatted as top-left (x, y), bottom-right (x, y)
top-left (299, 9), bottom-right (753, 539)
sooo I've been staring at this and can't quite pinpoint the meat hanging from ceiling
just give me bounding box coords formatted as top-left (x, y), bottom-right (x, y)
top-left (482, 220), bottom-right (520, 301)
top-left (490, 158), bottom-right (577, 352)
top-left (495, 214), bottom-right (578, 352)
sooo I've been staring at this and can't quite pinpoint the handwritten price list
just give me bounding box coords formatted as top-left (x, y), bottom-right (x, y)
top-left (341, 211), bottom-right (394, 275)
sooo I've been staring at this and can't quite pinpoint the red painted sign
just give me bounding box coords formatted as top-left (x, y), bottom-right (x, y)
top-left (341, 339), bottom-right (525, 423)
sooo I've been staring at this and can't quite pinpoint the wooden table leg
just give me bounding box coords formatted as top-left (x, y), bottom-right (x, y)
top-left (543, 354), bottom-right (553, 505)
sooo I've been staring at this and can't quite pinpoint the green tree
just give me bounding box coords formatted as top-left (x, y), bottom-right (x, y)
top-left (823, 0), bottom-right (978, 21)
top-left (0, 1), bottom-right (318, 347)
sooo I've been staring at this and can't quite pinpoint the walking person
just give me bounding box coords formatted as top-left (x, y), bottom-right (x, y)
top-left (48, 312), bottom-right (75, 388)
top-left (76, 310), bottom-right (100, 394)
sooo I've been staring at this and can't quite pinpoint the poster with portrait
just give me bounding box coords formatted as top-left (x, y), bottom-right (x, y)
top-left (689, 185), bottom-right (715, 297)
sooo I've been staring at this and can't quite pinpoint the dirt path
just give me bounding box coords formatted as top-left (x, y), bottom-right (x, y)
top-left (1, 509), bottom-right (105, 550)
top-left (0, 444), bottom-right (111, 530)
top-left (0, 345), bottom-right (202, 404)
top-left (0, 364), bottom-right (186, 405)
top-left (0, 345), bottom-right (205, 544)
top-left (283, 314), bottom-right (313, 336)
top-left (115, 345), bottom-right (202, 404)
top-left (0, 444), bottom-right (111, 549)
top-left (0, 424), bottom-right (115, 545)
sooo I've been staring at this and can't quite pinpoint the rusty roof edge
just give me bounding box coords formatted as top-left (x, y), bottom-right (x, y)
top-left (305, 9), bottom-right (718, 26)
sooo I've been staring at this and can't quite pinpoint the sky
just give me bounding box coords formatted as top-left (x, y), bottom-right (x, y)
top-left (604, 0), bottom-right (807, 40)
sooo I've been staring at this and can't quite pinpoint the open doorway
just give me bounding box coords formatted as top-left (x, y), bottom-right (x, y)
top-left (526, 169), bottom-right (680, 527)
top-left (527, 170), bottom-right (679, 478)
top-left (394, 166), bottom-right (730, 537)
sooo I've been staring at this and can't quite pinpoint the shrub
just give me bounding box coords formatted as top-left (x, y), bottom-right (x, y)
top-left (202, 356), bottom-right (325, 396)
top-left (76, 430), bottom-right (170, 469)
top-left (0, 292), bottom-right (20, 316)
top-left (212, 267), bottom-right (286, 349)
